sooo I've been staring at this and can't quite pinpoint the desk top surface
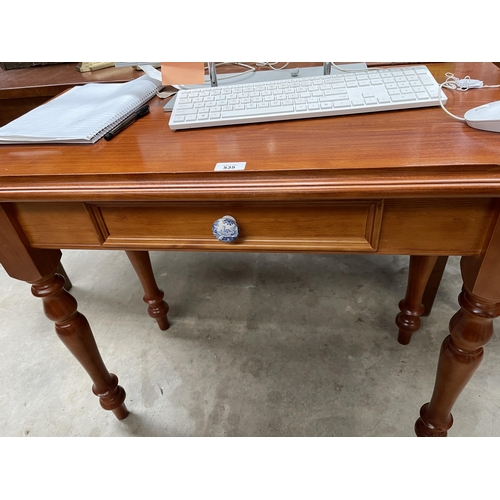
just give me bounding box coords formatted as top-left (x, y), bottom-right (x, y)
top-left (1, 63), bottom-right (500, 201)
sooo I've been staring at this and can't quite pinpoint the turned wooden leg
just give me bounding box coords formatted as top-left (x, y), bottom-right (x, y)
top-left (56, 262), bottom-right (73, 291)
top-left (125, 250), bottom-right (169, 330)
top-left (1, 204), bottom-right (128, 420)
top-left (421, 256), bottom-right (449, 317)
top-left (416, 217), bottom-right (500, 437)
top-left (396, 255), bottom-right (439, 345)
top-left (31, 271), bottom-right (129, 420)
top-left (415, 287), bottom-right (500, 436)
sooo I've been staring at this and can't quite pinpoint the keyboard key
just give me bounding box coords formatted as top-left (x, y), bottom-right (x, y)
top-left (391, 94), bottom-right (417, 102)
top-left (320, 94), bottom-right (348, 103)
top-left (222, 105), bottom-right (295, 118)
top-left (419, 75), bottom-right (436, 86)
top-left (377, 96), bottom-right (391, 104)
top-left (175, 107), bottom-right (198, 115)
top-left (334, 100), bottom-right (351, 108)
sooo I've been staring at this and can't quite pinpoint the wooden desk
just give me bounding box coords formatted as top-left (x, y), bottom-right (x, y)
top-left (1, 62), bottom-right (500, 436)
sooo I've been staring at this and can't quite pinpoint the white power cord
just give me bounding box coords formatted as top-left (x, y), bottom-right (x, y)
top-left (172, 62), bottom-right (258, 90)
top-left (175, 62), bottom-right (294, 90)
top-left (255, 62), bottom-right (290, 71)
top-left (438, 72), bottom-right (500, 122)
top-left (208, 62), bottom-right (256, 80)
top-left (329, 62), bottom-right (379, 73)
top-left (442, 72), bottom-right (500, 91)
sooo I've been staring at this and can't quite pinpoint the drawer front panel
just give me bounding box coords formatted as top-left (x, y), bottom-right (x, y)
top-left (13, 202), bottom-right (104, 247)
top-left (378, 198), bottom-right (495, 254)
top-left (13, 198), bottom-right (494, 255)
top-left (99, 201), bottom-right (384, 252)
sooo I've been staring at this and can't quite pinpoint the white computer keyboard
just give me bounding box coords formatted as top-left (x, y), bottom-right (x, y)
top-left (169, 65), bottom-right (447, 130)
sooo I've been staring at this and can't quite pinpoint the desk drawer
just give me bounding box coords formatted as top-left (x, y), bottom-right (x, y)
top-left (12, 198), bottom-right (495, 255)
top-left (98, 201), bottom-right (384, 252)
top-left (11, 198), bottom-right (495, 255)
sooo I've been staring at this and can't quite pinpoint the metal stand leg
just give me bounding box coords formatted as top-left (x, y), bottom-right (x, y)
top-left (207, 62), bottom-right (218, 87)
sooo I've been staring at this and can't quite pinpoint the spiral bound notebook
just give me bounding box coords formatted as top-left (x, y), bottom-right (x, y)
top-left (0, 74), bottom-right (161, 144)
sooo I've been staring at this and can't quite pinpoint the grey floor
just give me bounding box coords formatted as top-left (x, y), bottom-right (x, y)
top-left (1, 250), bottom-right (500, 437)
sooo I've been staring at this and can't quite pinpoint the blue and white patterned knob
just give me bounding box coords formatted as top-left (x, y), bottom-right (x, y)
top-left (212, 215), bottom-right (239, 243)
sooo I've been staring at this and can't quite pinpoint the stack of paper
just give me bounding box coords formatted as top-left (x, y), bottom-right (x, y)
top-left (0, 74), bottom-right (162, 144)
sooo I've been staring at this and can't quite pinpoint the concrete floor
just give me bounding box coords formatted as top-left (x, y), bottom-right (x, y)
top-left (1, 250), bottom-right (500, 437)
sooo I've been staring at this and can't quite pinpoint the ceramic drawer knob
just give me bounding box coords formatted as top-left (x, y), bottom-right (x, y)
top-left (212, 215), bottom-right (239, 243)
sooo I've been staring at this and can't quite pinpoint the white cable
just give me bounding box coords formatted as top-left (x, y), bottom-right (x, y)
top-left (173, 62), bottom-right (292, 90)
top-left (173, 63), bottom-right (256, 89)
top-left (441, 72), bottom-right (500, 91)
top-left (438, 84), bottom-right (466, 122)
top-left (256, 62), bottom-right (290, 71)
top-left (438, 73), bottom-right (500, 123)
top-left (442, 72), bottom-right (482, 91)
top-left (330, 62), bottom-right (379, 73)
top-left (208, 62), bottom-right (256, 80)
